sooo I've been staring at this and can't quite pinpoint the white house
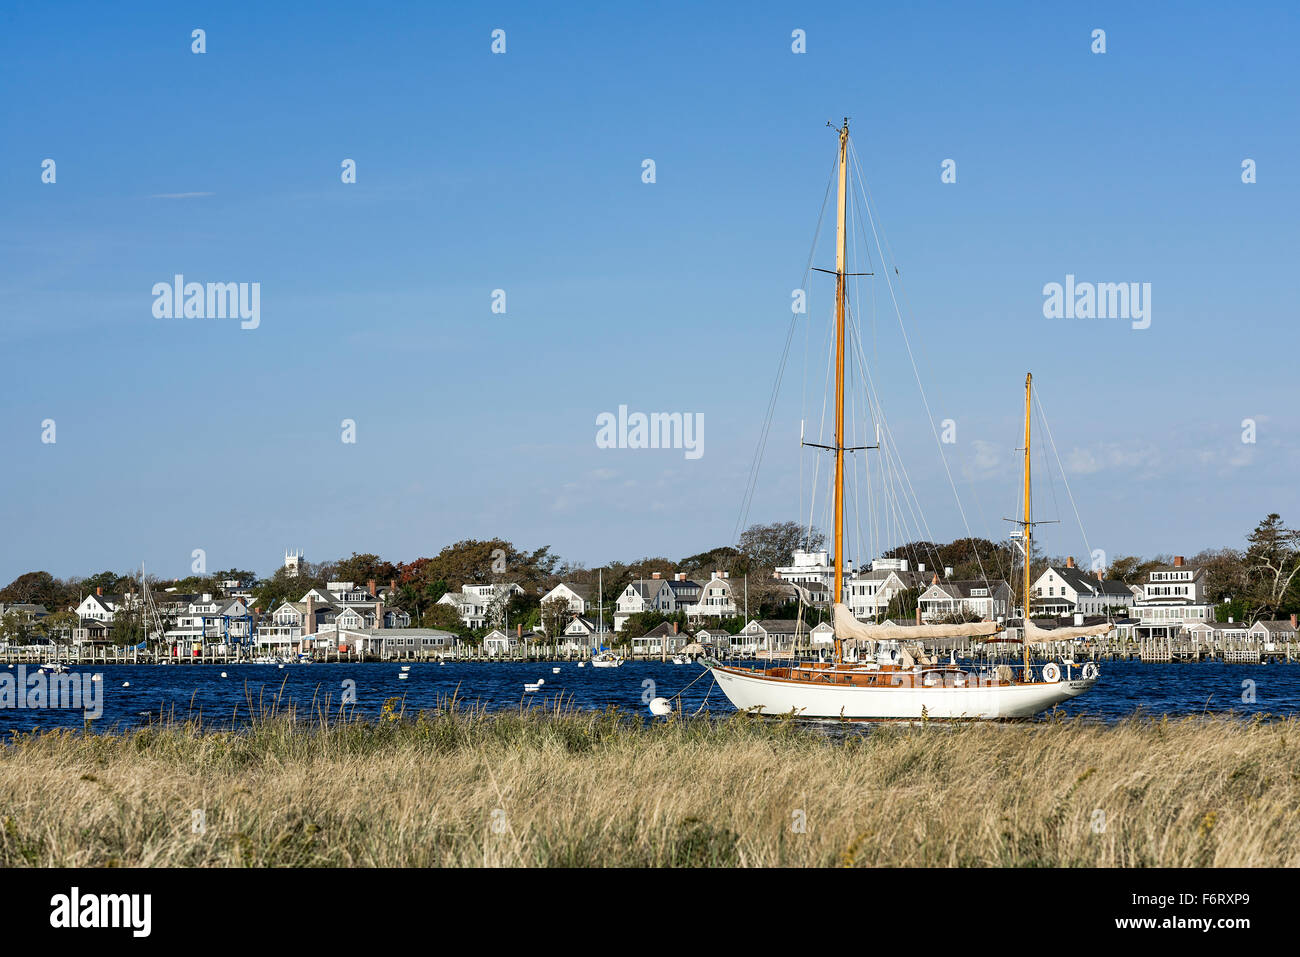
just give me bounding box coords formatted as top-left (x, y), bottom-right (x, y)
top-left (917, 578), bottom-right (1012, 622)
top-left (809, 621), bottom-right (835, 647)
top-left (846, 567), bottom-right (920, 621)
top-left (1031, 558), bottom-right (1133, 617)
top-left (438, 582), bottom-right (524, 630)
top-left (613, 574), bottom-right (676, 631)
top-left (540, 582), bottom-right (596, 617)
top-left (1131, 556), bottom-right (1215, 641)
top-left (75, 591), bottom-right (121, 623)
top-left (482, 628), bottom-right (520, 656)
top-left (682, 572), bottom-right (738, 621)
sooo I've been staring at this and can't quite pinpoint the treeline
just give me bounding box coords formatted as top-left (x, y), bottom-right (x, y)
top-left (4, 515), bottom-right (1297, 641)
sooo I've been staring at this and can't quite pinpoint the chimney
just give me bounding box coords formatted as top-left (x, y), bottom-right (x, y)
top-left (918, 563), bottom-right (926, 573)
top-left (1291, 614), bottom-right (1297, 630)
top-left (389, 578), bottom-right (397, 595)
top-left (96, 586), bottom-right (103, 596)
top-left (1097, 571), bottom-right (1104, 581)
top-left (305, 595), bottom-right (316, 636)
top-left (676, 573), bottom-right (685, 581)
top-left (1228, 616), bottom-right (1234, 624)
top-left (367, 578), bottom-right (377, 596)
top-left (1173, 556), bottom-right (1184, 567)
top-left (932, 574), bottom-right (939, 585)
top-left (651, 572), bottom-right (661, 579)
top-left (517, 624), bottom-right (522, 638)
top-left (376, 591), bottom-right (385, 630)
top-left (673, 622), bottom-right (679, 634)
top-left (944, 566), bottom-right (953, 578)
top-left (1066, 556), bottom-right (1075, 569)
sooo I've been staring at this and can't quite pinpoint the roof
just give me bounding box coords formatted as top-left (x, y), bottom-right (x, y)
top-left (549, 581), bottom-right (596, 601)
top-left (1047, 566), bottom-right (1134, 598)
top-left (923, 579), bottom-right (1009, 599)
top-left (637, 621), bottom-right (679, 639)
top-left (749, 619), bottom-right (800, 634)
top-left (1253, 620), bottom-right (1298, 633)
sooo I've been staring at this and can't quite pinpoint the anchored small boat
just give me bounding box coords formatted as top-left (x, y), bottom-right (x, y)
top-left (590, 651), bottom-right (623, 668)
top-left (706, 120), bottom-right (1103, 720)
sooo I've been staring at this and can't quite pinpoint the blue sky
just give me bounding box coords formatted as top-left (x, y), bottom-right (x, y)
top-left (1, 1), bottom-right (1297, 583)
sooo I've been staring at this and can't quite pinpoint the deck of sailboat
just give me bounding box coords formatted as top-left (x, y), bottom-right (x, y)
top-left (715, 661), bottom-right (1042, 689)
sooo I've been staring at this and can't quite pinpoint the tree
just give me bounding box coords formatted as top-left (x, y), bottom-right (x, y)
top-left (737, 521), bottom-right (823, 571)
top-left (1244, 514), bottom-right (1300, 619)
top-left (884, 587), bottom-right (920, 622)
top-left (540, 596), bottom-right (573, 636)
top-left (424, 603), bottom-right (468, 635)
top-left (333, 552), bottom-right (398, 587)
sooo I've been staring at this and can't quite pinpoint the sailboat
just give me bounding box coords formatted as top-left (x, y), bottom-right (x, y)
top-left (590, 568), bottom-right (624, 667)
top-left (706, 120), bottom-right (1104, 720)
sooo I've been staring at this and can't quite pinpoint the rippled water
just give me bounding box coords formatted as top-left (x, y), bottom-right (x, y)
top-left (1, 658), bottom-right (1297, 732)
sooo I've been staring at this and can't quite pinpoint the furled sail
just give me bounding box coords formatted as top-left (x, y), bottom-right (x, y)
top-left (833, 603), bottom-right (1002, 641)
top-left (1023, 619), bottom-right (1115, 643)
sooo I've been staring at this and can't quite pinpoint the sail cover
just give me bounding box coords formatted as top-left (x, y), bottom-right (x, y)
top-left (1023, 619), bottom-right (1115, 643)
top-left (833, 603), bottom-right (1002, 641)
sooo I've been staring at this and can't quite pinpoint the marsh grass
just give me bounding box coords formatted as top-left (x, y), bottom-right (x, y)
top-left (1, 698), bottom-right (1297, 867)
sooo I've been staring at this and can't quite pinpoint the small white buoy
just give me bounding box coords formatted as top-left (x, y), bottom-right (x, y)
top-left (220, 672), bottom-right (228, 678)
top-left (649, 697), bottom-right (673, 716)
top-left (552, 667), bottom-right (561, 674)
top-left (278, 664), bottom-right (285, 669)
top-left (91, 674), bottom-right (101, 682)
top-left (122, 681), bottom-right (131, 687)
top-left (578, 661), bottom-right (585, 667)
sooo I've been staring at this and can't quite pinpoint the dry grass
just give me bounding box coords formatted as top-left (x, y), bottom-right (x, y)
top-left (1, 701), bottom-right (1297, 867)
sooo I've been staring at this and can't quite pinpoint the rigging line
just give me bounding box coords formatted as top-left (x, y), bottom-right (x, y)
top-left (850, 154), bottom-right (1001, 603)
top-left (846, 290), bottom-right (941, 575)
top-left (805, 293), bottom-right (837, 549)
top-left (733, 155), bottom-right (839, 549)
top-left (1032, 381), bottom-right (1095, 568)
top-left (848, 142), bottom-right (994, 594)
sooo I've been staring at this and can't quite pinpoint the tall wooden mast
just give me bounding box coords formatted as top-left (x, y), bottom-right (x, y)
top-left (832, 118), bottom-right (849, 663)
top-left (1022, 372), bottom-right (1033, 674)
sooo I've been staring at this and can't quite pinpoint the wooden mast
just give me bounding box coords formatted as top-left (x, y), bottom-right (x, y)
top-left (832, 119), bottom-right (849, 663)
top-left (1022, 372), bottom-right (1032, 675)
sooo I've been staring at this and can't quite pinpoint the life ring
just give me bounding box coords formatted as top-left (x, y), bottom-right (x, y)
top-left (1082, 662), bottom-right (1099, 680)
top-left (1042, 662), bottom-right (1061, 683)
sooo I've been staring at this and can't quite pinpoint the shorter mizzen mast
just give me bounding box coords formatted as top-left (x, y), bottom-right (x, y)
top-left (1023, 372), bottom-right (1033, 674)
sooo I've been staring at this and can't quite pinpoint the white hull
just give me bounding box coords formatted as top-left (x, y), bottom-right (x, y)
top-left (710, 665), bottom-right (1097, 720)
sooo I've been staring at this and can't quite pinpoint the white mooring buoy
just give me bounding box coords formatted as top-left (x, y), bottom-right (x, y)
top-left (122, 681), bottom-right (130, 687)
top-left (552, 667), bottom-right (561, 674)
top-left (220, 672), bottom-right (228, 678)
top-left (649, 697), bottom-right (673, 716)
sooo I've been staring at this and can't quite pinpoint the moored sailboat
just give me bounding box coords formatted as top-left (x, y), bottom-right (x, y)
top-left (706, 120), bottom-right (1102, 720)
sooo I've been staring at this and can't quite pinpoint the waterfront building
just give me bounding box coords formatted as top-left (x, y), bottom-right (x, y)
top-left (1031, 558), bottom-right (1133, 617)
top-left (917, 577), bottom-right (1012, 622)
